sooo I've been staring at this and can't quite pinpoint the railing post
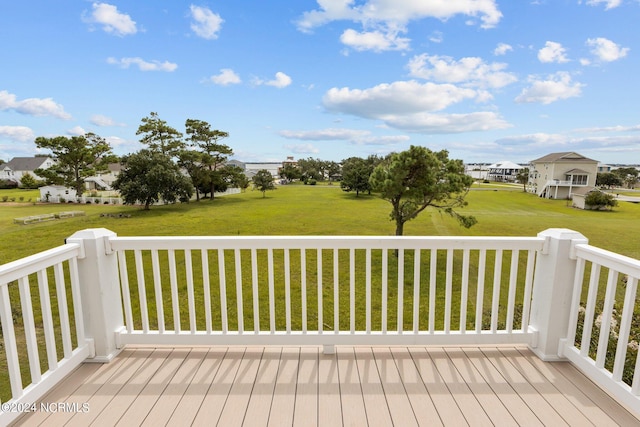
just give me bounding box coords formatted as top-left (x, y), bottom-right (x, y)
top-left (529, 228), bottom-right (588, 361)
top-left (67, 228), bottom-right (123, 362)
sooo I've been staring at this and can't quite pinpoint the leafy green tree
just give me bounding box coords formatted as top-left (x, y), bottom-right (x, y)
top-left (341, 157), bottom-right (374, 196)
top-left (280, 163), bottom-right (301, 182)
top-left (297, 157), bottom-right (323, 182)
top-left (585, 191), bottom-right (618, 210)
top-left (137, 112), bottom-right (184, 157)
top-left (185, 118), bottom-right (232, 199)
top-left (177, 149), bottom-right (206, 201)
top-left (113, 149), bottom-right (193, 210)
top-left (34, 133), bottom-right (115, 195)
top-left (613, 167), bottom-right (639, 189)
top-left (252, 169), bottom-right (276, 197)
top-left (369, 146), bottom-right (476, 236)
top-left (19, 173), bottom-right (39, 189)
top-left (597, 172), bottom-right (623, 189)
top-left (516, 168), bottom-right (529, 192)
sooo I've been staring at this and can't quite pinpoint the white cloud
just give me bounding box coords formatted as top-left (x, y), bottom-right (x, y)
top-left (585, 0), bottom-right (622, 10)
top-left (279, 128), bottom-right (409, 146)
top-left (515, 72), bottom-right (584, 104)
top-left (280, 128), bottom-right (370, 140)
top-left (107, 57), bottom-right (178, 72)
top-left (297, 0), bottom-right (503, 32)
top-left (538, 41), bottom-right (569, 63)
top-left (208, 68), bottom-right (242, 85)
top-left (84, 2), bottom-right (137, 36)
top-left (429, 31), bottom-right (443, 43)
top-left (189, 5), bottom-right (223, 40)
top-left (90, 114), bottom-right (124, 126)
top-left (283, 143), bottom-right (320, 154)
top-left (0, 90), bottom-right (72, 120)
top-left (586, 37), bottom-right (629, 62)
top-left (322, 81), bottom-right (510, 133)
top-left (407, 54), bottom-right (517, 89)
top-left (380, 111), bottom-right (511, 133)
top-left (0, 125), bottom-right (34, 142)
top-left (324, 80), bottom-right (478, 117)
top-left (263, 72), bottom-right (292, 88)
top-left (340, 28), bottom-right (410, 52)
top-left (67, 126), bottom-right (86, 136)
top-left (494, 43), bottom-right (513, 56)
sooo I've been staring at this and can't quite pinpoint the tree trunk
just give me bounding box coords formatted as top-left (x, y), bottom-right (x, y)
top-left (395, 219), bottom-right (404, 236)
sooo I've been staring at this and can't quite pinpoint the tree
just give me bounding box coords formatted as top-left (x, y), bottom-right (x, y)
top-left (297, 157), bottom-right (323, 182)
top-left (341, 157), bottom-right (374, 196)
top-left (185, 118), bottom-right (232, 199)
top-left (137, 112), bottom-right (184, 157)
top-left (516, 168), bottom-right (529, 192)
top-left (280, 163), bottom-right (301, 182)
top-left (597, 172), bottom-right (622, 189)
top-left (19, 173), bottom-right (39, 189)
top-left (613, 167), bottom-right (639, 189)
top-left (177, 149), bottom-right (206, 201)
top-left (369, 146), bottom-right (476, 236)
top-left (113, 150), bottom-right (193, 210)
top-left (585, 191), bottom-right (618, 210)
top-left (252, 169), bottom-right (276, 197)
top-left (33, 133), bottom-right (115, 195)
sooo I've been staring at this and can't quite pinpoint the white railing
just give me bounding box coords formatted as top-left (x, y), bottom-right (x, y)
top-left (0, 243), bottom-right (92, 426)
top-left (109, 235), bottom-right (544, 348)
top-left (561, 243), bottom-right (640, 414)
top-left (2, 227), bottom-right (640, 420)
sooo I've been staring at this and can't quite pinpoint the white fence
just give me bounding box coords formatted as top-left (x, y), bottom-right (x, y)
top-left (1, 227), bottom-right (639, 424)
top-left (0, 243), bottom-right (92, 425)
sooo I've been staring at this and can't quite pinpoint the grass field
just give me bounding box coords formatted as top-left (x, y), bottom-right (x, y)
top-left (1, 184), bottom-right (639, 401)
top-left (1, 183), bottom-right (639, 263)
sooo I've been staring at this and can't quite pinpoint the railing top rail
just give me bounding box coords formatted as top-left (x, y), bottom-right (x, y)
top-left (0, 243), bottom-right (81, 286)
top-left (108, 235), bottom-right (546, 251)
top-left (574, 243), bottom-right (640, 278)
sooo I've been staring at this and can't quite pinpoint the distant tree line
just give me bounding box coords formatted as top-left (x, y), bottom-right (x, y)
top-left (597, 168), bottom-right (639, 189)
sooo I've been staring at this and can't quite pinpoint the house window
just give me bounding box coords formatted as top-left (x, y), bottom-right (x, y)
top-left (567, 174), bottom-right (587, 185)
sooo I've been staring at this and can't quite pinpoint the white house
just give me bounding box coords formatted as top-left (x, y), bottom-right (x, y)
top-left (487, 160), bottom-right (524, 182)
top-left (528, 152), bottom-right (599, 199)
top-left (0, 156), bottom-right (55, 185)
top-left (85, 163), bottom-right (121, 191)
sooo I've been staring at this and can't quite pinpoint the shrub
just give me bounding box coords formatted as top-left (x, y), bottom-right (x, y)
top-left (1, 196), bottom-right (7, 202)
top-left (585, 191), bottom-right (618, 210)
top-left (308, 178), bottom-right (317, 186)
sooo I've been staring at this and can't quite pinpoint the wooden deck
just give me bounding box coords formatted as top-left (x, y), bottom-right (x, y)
top-left (14, 345), bottom-right (640, 426)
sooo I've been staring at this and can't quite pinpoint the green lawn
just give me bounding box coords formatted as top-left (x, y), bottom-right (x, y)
top-left (2, 184), bottom-right (639, 262)
top-left (2, 184), bottom-right (640, 401)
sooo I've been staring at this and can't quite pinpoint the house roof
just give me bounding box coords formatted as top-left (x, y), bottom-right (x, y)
top-left (4, 156), bottom-right (52, 171)
top-left (565, 168), bottom-right (590, 174)
top-left (531, 152), bottom-right (597, 163)
top-left (488, 160), bottom-right (523, 170)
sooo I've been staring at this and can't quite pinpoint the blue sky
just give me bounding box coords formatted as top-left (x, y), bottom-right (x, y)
top-left (0, 1), bottom-right (638, 165)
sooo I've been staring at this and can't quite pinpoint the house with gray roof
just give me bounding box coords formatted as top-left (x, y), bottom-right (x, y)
top-left (528, 152), bottom-right (598, 199)
top-left (0, 156), bottom-right (55, 185)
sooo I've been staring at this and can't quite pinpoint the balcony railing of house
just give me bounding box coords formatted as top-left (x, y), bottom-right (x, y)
top-left (1, 228), bottom-right (639, 424)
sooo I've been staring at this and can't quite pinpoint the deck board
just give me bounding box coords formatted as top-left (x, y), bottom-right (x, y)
top-left (13, 345), bottom-right (640, 427)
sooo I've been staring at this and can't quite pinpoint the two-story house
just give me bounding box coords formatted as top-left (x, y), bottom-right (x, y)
top-left (528, 152), bottom-right (598, 199)
top-left (0, 156), bottom-right (55, 185)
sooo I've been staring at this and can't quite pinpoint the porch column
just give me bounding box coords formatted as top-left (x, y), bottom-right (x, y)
top-left (529, 228), bottom-right (588, 361)
top-left (67, 228), bottom-right (123, 362)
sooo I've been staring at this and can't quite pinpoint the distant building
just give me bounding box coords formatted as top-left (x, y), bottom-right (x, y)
top-left (598, 164), bottom-right (613, 173)
top-left (487, 161), bottom-right (524, 182)
top-left (465, 163), bottom-right (489, 180)
top-left (85, 163), bottom-right (121, 191)
top-left (528, 152), bottom-right (598, 199)
top-left (39, 185), bottom-right (77, 201)
top-left (0, 156), bottom-right (55, 185)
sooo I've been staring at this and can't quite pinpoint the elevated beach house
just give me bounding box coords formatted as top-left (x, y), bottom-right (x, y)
top-left (528, 152), bottom-right (598, 199)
